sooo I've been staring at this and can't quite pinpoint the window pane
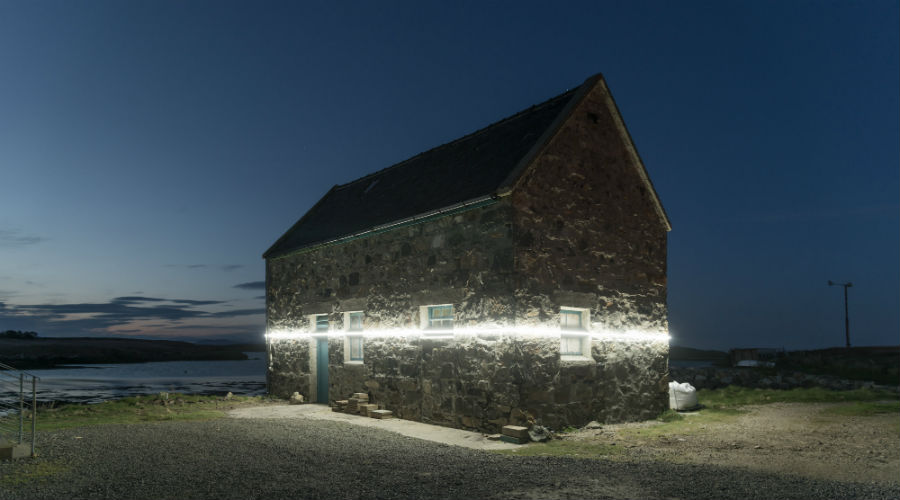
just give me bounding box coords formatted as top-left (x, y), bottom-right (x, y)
top-left (350, 336), bottom-right (363, 361)
top-left (428, 305), bottom-right (453, 329)
top-left (561, 310), bottom-right (582, 330)
top-left (349, 312), bottom-right (363, 331)
top-left (316, 315), bottom-right (329, 331)
top-left (561, 336), bottom-right (583, 355)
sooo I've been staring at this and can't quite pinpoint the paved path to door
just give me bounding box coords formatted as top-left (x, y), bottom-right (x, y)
top-left (228, 403), bottom-right (519, 451)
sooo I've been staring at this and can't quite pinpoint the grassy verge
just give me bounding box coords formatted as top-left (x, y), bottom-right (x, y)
top-left (0, 461), bottom-right (70, 487)
top-left (2, 393), bottom-right (274, 432)
top-left (821, 400), bottom-right (900, 417)
top-left (497, 386), bottom-right (900, 457)
top-left (697, 386), bottom-right (898, 407)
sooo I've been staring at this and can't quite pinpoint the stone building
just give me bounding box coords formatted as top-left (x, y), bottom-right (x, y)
top-left (264, 73), bottom-right (671, 432)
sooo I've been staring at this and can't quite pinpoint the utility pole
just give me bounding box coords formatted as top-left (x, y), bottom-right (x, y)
top-left (828, 280), bottom-right (852, 348)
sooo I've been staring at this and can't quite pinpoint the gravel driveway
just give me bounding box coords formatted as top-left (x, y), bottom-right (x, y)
top-left (1, 415), bottom-right (898, 500)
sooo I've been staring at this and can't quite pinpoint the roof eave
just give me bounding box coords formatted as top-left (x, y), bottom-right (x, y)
top-left (264, 194), bottom-right (498, 260)
top-left (262, 185), bottom-right (338, 259)
top-left (494, 73), bottom-right (603, 197)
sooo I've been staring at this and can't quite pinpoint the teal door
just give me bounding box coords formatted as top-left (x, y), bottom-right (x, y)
top-left (316, 338), bottom-right (329, 403)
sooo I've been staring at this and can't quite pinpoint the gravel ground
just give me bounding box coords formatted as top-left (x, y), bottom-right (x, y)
top-left (1, 417), bottom-right (898, 500)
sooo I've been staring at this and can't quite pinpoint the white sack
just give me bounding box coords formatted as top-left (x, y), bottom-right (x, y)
top-left (668, 381), bottom-right (698, 410)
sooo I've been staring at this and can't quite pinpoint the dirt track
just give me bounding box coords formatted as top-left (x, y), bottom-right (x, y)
top-left (562, 401), bottom-right (900, 485)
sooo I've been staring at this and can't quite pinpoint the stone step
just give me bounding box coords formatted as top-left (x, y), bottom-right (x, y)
top-left (499, 435), bottom-right (527, 445)
top-left (370, 409), bottom-right (393, 419)
top-left (501, 425), bottom-right (530, 440)
top-left (359, 403), bottom-right (378, 416)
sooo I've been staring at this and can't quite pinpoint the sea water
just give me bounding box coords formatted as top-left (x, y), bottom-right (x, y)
top-left (1, 352), bottom-right (267, 405)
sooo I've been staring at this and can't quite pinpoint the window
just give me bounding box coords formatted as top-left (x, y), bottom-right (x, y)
top-left (347, 312), bottom-right (363, 332)
top-left (560, 309), bottom-right (583, 330)
top-left (561, 335), bottom-right (584, 356)
top-left (560, 307), bottom-right (590, 359)
top-left (315, 314), bottom-right (329, 332)
top-left (426, 305), bottom-right (454, 330)
top-left (348, 336), bottom-right (364, 361)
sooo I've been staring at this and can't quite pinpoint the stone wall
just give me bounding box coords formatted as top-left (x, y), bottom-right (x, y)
top-left (510, 80), bottom-right (668, 333)
top-left (266, 201), bottom-right (516, 332)
top-left (670, 366), bottom-right (900, 394)
top-left (269, 334), bottom-right (669, 432)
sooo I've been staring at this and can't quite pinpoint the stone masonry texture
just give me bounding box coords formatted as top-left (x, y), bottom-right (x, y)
top-left (266, 77), bottom-right (670, 432)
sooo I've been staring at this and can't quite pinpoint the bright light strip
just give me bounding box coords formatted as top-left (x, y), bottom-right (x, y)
top-left (265, 325), bottom-right (669, 343)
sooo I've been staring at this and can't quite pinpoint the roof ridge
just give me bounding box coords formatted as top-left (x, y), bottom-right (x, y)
top-left (333, 87), bottom-right (579, 190)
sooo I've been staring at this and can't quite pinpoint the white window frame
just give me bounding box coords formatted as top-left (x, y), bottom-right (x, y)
top-left (560, 307), bottom-right (591, 360)
top-left (310, 313), bottom-right (329, 333)
top-left (419, 304), bottom-right (454, 333)
top-left (345, 335), bottom-right (364, 363)
top-left (345, 311), bottom-right (364, 332)
top-left (343, 311), bottom-right (364, 364)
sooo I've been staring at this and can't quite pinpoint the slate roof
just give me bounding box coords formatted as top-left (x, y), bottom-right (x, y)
top-left (264, 86), bottom-right (580, 259)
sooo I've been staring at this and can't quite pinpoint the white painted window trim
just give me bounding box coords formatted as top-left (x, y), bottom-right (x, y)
top-left (344, 335), bottom-right (364, 363)
top-left (343, 311), bottom-right (364, 364)
top-left (560, 306), bottom-right (592, 361)
top-left (419, 304), bottom-right (454, 335)
top-left (309, 313), bottom-right (330, 333)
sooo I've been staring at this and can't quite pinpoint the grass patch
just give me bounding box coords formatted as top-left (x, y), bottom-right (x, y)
top-left (1, 393), bottom-right (272, 432)
top-left (495, 439), bottom-right (624, 459)
top-left (821, 401), bottom-right (900, 417)
top-left (624, 407), bottom-right (745, 439)
top-left (698, 386), bottom-right (898, 407)
top-left (0, 461), bottom-right (69, 487)
top-left (657, 409), bottom-right (684, 422)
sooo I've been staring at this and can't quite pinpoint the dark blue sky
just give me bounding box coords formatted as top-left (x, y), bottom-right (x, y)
top-left (1, 1), bottom-right (897, 349)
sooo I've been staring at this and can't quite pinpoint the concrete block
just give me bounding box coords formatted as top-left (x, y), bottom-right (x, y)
top-left (0, 443), bottom-right (30, 460)
top-left (370, 409), bottom-right (393, 419)
top-left (502, 425), bottom-right (530, 440)
top-left (359, 403), bottom-right (378, 416)
top-left (352, 393), bottom-right (369, 400)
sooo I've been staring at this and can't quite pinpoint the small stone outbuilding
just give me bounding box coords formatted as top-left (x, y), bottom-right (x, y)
top-left (264, 73), bottom-right (671, 432)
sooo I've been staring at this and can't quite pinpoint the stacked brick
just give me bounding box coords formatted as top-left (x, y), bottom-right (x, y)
top-left (332, 393), bottom-right (394, 419)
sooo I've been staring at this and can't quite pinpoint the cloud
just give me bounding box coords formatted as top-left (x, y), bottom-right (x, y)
top-left (208, 308), bottom-right (265, 318)
top-left (111, 296), bottom-right (224, 306)
top-left (234, 281), bottom-right (265, 290)
top-left (0, 229), bottom-right (45, 247)
top-left (164, 264), bottom-right (245, 272)
top-left (0, 295), bottom-right (264, 338)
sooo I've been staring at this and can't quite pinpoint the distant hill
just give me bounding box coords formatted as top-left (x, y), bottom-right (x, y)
top-left (669, 345), bottom-right (729, 364)
top-left (0, 337), bottom-right (264, 369)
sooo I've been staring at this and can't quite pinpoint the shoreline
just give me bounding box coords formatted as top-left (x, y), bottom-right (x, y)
top-left (0, 337), bottom-right (265, 369)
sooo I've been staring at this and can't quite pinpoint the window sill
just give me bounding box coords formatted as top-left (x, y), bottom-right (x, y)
top-left (422, 330), bottom-right (454, 338)
top-left (560, 355), bottom-right (594, 365)
top-left (344, 360), bottom-right (364, 365)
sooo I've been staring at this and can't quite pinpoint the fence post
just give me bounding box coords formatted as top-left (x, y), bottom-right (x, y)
top-left (19, 373), bottom-right (24, 444)
top-left (31, 376), bottom-right (37, 457)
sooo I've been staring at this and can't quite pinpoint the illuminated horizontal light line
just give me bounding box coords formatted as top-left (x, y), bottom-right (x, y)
top-left (265, 325), bottom-right (669, 343)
